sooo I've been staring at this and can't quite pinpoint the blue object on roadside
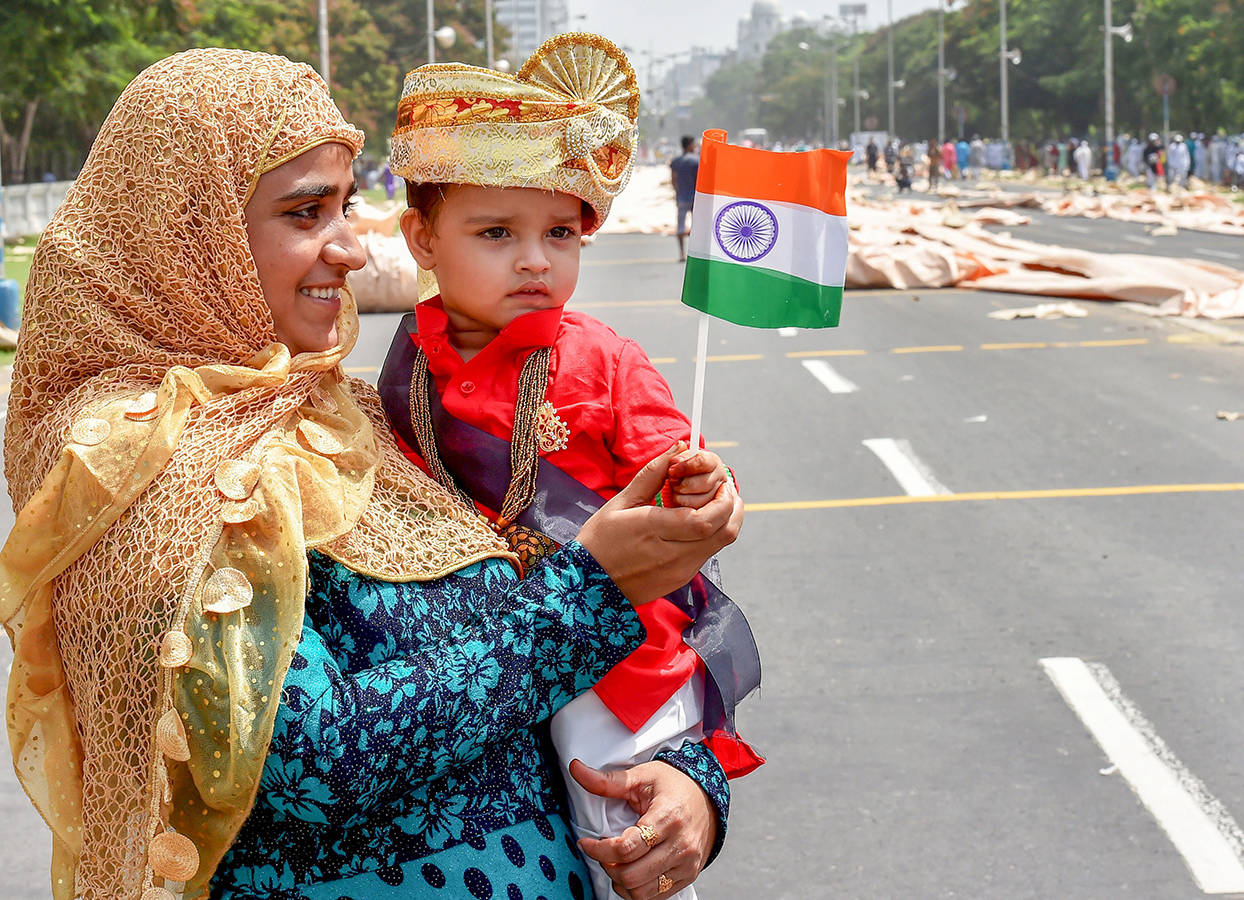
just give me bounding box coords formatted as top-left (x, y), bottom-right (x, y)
top-left (1104, 163), bottom-right (1119, 182)
top-left (0, 169), bottom-right (21, 329)
top-left (0, 278), bottom-right (18, 329)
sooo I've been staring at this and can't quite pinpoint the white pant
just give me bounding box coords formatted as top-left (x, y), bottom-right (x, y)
top-left (551, 677), bottom-right (705, 900)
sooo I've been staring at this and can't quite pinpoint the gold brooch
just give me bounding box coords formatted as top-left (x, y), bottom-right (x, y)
top-left (534, 401), bottom-right (570, 453)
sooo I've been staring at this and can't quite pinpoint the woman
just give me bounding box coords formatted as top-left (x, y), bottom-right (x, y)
top-left (0, 49), bottom-right (741, 900)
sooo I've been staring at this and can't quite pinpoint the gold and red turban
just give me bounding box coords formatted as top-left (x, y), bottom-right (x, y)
top-left (389, 32), bottom-right (640, 233)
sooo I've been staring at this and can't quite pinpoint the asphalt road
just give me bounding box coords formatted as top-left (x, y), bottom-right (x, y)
top-left (1, 216), bottom-right (1242, 898)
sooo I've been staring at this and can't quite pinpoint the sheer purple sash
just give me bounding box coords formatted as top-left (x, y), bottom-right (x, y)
top-left (378, 314), bottom-right (761, 741)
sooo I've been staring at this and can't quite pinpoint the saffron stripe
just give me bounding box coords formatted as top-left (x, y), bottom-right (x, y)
top-left (696, 136), bottom-right (850, 216)
top-left (681, 256), bottom-right (843, 329)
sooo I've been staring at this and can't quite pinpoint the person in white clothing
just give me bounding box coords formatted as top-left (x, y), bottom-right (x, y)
top-left (1167, 134), bottom-right (1191, 188)
top-left (1073, 139), bottom-right (1093, 180)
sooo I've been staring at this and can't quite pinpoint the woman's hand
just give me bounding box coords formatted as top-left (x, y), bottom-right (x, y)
top-left (571, 758), bottom-right (716, 899)
top-left (577, 443), bottom-right (743, 606)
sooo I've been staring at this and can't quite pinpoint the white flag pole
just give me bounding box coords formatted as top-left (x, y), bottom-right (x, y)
top-left (689, 310), bottom-right (710, 451)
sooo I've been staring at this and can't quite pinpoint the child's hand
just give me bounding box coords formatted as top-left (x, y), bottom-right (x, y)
top-left (666, 448), bottom-right (730, 510)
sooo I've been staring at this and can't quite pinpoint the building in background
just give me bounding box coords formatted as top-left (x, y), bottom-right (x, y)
top-left (735, 1), bottom-right (845, 61)
top-left (495, 0), bottom-right (569, 62)
top-left (655, 48), bottom-right (727, 139)
top-left (736, 0), bottom-right (784, 61)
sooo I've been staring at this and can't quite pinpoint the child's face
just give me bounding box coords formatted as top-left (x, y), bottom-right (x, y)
top-left (400, 185), bottom-right (584, 348)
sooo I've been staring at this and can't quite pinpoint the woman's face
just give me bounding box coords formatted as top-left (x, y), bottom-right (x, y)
top-left (244, 142), bottom-right (366, 355)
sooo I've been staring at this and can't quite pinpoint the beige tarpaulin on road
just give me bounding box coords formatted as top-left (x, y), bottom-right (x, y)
top-left (342, 166), bottom-right (1244, 319)
top-left (1039, 186), bottom-right (1244, 236)
top-left (844, 197), bottom-right (1244, 318)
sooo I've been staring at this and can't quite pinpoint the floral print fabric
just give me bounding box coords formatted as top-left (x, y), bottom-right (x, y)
top-left (211, 542), bottom-right (731, 898)
top-left (212, 542), bottom-right (638, 897)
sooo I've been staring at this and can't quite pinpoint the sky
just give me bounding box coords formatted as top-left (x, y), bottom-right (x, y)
top-left (566, 0), bottom-right (943, 62)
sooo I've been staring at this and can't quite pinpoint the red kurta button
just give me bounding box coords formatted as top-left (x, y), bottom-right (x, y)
top-left (460, 380), bottom-right (476, 394)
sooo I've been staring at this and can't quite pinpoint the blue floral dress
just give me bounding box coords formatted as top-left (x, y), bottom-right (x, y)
top-left (211, 542), bottom-right (729, 899)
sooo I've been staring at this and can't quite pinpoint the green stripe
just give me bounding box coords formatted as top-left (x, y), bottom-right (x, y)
top-left (680, 256), bottom-right (842, 329)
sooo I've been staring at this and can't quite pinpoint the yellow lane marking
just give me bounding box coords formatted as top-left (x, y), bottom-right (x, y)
top-left (571, 299), bottom-right (679, 308)
top-left (744, 482), bottom-right (1244, 512)
top-left (892, 345), bottom-right (964, 354)
top-left (785, 349), bottom-right (869, 358)
top-left (0, 385), bottom-right (8, 396)
top-left (846, 288), bottom-right (947, 297)
top-left (1166, 333), bottom-right (1226, 344)
top-left (651, 355), bottom-right (763, 364)
top-left (342, 333), bottom-right (1214, 378)
top-left (707, 441), bottom-right (738, 448)
top-left (1076, 338), bottom-right (1149, 348)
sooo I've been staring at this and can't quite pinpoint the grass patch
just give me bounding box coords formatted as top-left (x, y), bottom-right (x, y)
top-left (0, 348), bottom-right (14, 368)
top-left (359, 185), bottom-right (400, 206)
top-left (3, 234), bottom-right (38, 307)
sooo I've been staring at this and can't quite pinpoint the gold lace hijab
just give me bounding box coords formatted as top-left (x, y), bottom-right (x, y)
top-left (1, 48), bottom-right (508, 900)
top-left (389, 32), bottom-right (640, 233)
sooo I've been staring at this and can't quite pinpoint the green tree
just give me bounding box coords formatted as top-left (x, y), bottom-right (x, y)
top-left (690, 59), bottom-right (760, 140)
top-left (0, 1), bottom-right (169, 181)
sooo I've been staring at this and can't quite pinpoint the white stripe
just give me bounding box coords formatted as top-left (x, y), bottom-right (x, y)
top-left (801, 359), bottom-right (858, 394)
top-left (778, 327), bottom-right (800, 337)
top-left (1123, 234), bottom-right (1155, 246)
top-left (861, 438), bottom-right (951, 496)
top-left (1042, 657), bottom-right (1244, 894)
top-left (1061, 223), bottom-right (1092, 234)
top-left (1198, 248), bottom-right (1239, 262)
top-left (687, 190), bottom-right (848, 286)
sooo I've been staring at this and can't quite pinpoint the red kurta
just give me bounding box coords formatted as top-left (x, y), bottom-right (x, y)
top-left (399, 298), bottom-right (701, 732)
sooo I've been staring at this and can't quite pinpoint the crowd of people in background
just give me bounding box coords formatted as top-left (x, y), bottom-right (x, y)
top-left (851, 130), bottom-right (1244, 192)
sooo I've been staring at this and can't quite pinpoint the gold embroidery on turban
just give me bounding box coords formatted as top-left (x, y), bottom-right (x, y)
top-left (388, 32), bottom-right (640, 233)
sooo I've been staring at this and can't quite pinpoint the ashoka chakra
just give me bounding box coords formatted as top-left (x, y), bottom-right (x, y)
top-left (713, 201), bottom-right (779, 263)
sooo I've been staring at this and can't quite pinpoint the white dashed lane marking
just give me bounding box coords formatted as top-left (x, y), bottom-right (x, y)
top-left (861, 438), bottom-right (951, 497)
top-left (801, 359), bottom-right (859, 394)
top-left (1042, 657), bottom-right (1244, 895)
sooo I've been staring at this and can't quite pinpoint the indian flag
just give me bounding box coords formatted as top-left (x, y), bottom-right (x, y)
top-left (681, 129), bottom-right (850, 329)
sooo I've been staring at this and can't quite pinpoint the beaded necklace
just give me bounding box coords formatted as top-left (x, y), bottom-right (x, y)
top-left (408, 345), bottom-right (561, 571)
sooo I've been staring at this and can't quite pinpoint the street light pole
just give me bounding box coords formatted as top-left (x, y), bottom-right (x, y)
top-left (486, 0), bottom-right (494, 68)
top-left (937, 0), bottom-right (945, 145)
top-left (317, 0), bottom-right (330, 85)
top-left (427, 0), bottom-right (436, 63)
top-left (886, 0), bottom-right (895, 137)
top-left (1103, 0), bottom-right (1113, 147)
top-left (999, 0), bottom-right (1009, 148)
top-left (830, 41), bottom-right (840, 146)
top-left (853, 58), bottom-right (862, 136)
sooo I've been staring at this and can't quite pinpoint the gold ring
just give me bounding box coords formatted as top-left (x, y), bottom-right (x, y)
top-left (658, 872), bottom-right (675, 893)
top-left (637, 823), bottom-right (660, 848)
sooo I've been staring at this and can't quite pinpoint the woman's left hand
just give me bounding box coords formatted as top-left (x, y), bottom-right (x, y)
top-left (571, 758), bottom-right (716, 899)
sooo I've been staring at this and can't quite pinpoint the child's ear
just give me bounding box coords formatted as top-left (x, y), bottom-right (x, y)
top-left (400, 208), bottom-right (437, 269)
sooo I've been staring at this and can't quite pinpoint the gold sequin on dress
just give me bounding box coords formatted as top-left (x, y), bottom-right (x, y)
top-left (0, 49), bottom-right (512, 900)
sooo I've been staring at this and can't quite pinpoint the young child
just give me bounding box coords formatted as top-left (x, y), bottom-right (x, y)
top-left (376, 33), bottom-right (762, 900)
